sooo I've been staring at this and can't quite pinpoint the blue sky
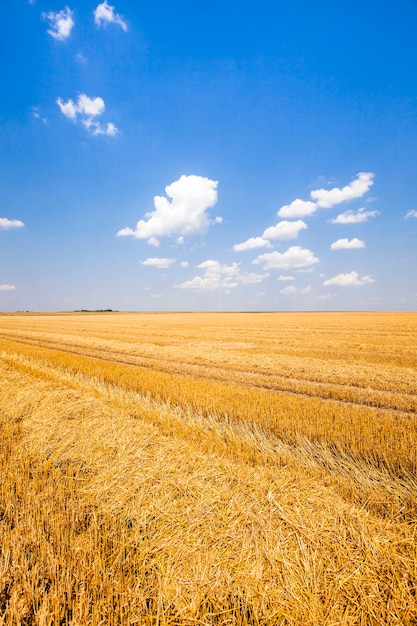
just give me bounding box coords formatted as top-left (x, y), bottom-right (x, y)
top-left (1, 0), bottom-right (416, 311)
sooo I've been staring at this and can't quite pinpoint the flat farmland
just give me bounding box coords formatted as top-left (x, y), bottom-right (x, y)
top-left (0, 312), bottom-right (416, 625)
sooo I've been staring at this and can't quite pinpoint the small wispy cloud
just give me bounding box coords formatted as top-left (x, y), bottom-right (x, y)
top-left (278, 275), bottom-right (295, 281)
top-left (75, 52), bottom-right (87, 63)
top-left (31, 106), bottom-right (47, 123)
top-left (0, 218), bottom-right (25, 230)
top-left (280, 285), bottom-right (297, 295)
top-left (405, 210), bottom-right (417, 219)
top-left (239, 272), bottom-right (269, 284)
top-left (330, 238), bottom-right (365, 250)
top-left (56, 93), bottom-right (118, 136)
top-left (323, 271), bottom-right (374, 287)
top-left (280, 284), bottom-right (311, 295)
top-left (140, 258), bottom-right (176, 269)
top-left (318, 293), bottom-right (336, 300)
top-left (43, 6), bottom-right (74, 41)
top-left (0, 284), bottom-right (17, 291)
top-left (83, 119), bottom-right (118, 136)
top-left (93, 1), bottom-right (127, 31)
top-left (330, 208), bottom-right (379, 224)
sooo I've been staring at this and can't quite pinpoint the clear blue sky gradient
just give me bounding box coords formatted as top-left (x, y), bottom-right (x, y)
top-left (1, 0), bottom-right (416, 311)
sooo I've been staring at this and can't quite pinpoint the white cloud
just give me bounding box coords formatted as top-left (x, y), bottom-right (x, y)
top-left (199, 260), bottom-right (239, 275)
top-left (117, 175), bottom-right (220, 245)
top-left (93, 1), bottom-right (127, 31)
top-left (323, 271), bottom-right (374, 287)
top-left (43, 7), bottom-right (74, 41)
top-left (76, 94), bottom-right (105, 117)
top-left (57, 95), bottom-right (105, 119)
top-left (239, 272), bottom-right (269, 284)
top-left (405, 210), bottom-right (417, 219)
top-left (263, 219), bottom-right (307, 240)
top-left (0, 284), bottom-right (17, 291)
top-left (83, 119), bottom-right (118, 136)
top-left (277, 199), bottom-right (317, 218)
top-left (0, 218), bottom-right (25, 230)
top-left (318, 293), bottom-right (336, 300)
top-left (180, 261), bottom-right (189, 268)
top-left (278, 275), bottom-right (295, 281)
top-left (56, 97), bottom-right (78, 120)
top-left (311, 172), bottom-right (374, 208)
top-left (280, 285), bottom-right (297, 295)
top-left (32, 107), bottom-right (47, 124)
top-left (253, 246), bottom-right (319, 270)
top-left (175, 260), bottom-right (268, 290)
top-left (140, 258), bottom-right (176, 269)
top-left (56, 93), bottom-right (118, 137)
top-left (176, 260), bottom-right (239, 290)
top-left (330, 208), bottom-right (379, 224)
top-left (330, 238), bottom-right (365, 250)
top-left (233, 237), bottom-right (272, 252)
top-left (280, 284), bottom-right (311, 295)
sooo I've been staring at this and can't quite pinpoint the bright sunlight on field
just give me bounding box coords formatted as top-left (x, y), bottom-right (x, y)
top-left (0, 312), bottom-right (416, 624)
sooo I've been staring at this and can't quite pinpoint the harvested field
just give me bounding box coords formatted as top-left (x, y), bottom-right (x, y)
top-left (0, 312), bottom-right (416, 624)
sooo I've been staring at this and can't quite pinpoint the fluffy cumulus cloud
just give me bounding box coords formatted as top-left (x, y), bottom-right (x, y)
top-left (43, 6), bottom-right (74, 40)
top-left (330, 208), bottom-right (378, 224)
top-left (323, 271), bottom-right (374, 287)
top-left (405, 210), bottom-right (417, 219)
top-left (311, 172), bottom-right (374, 208)
top-left (278, 275), bottom-right (295, 281)
top-left (263, 219), bottom-right (307, 240)
top-left (330, 238), bottom-right (365, 250)
top-left (176, 260), bottom-right (240, 290)
top-left (56, 93), bottom-right (118, 136)
top-left (253, 246), bottom-right (319, 270)
top-left (140, 258), bottom-right (176, 269)
top-left (233, 237), bottom-right (272, 252)
top-left (93, 1), bottom-right (127, 31)
top-left (0, 284), bottom-right (16, 291)
top-left (180, 261), bottom-right (189, 268)
top-left (0, 218), bottom-right (25, 230)
top-left (277, 199), bottom-right (317, 219)
top-left (175, 260), bottom-right (268, 290)
top-left (117, 175), bottom-right (220, 245)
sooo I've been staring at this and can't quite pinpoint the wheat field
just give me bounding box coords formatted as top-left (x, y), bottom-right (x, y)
top-left (0, 312), bottom-right (416, 625)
